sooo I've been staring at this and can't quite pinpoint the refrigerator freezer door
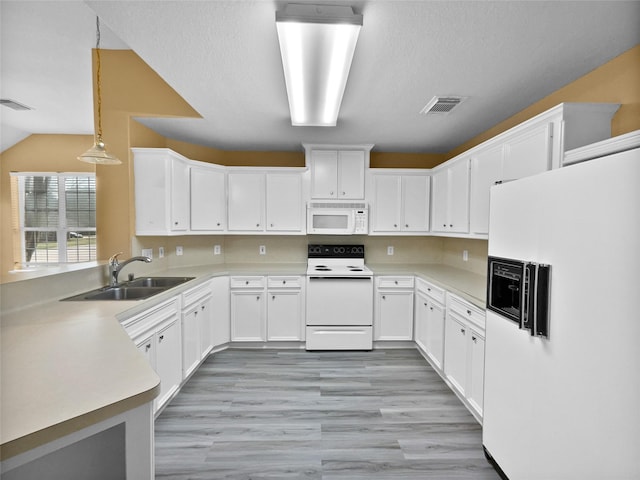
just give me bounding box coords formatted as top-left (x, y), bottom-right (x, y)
top-left (483, 147), bottom-right (640, 479)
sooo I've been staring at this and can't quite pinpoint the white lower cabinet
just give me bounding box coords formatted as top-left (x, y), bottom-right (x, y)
top-left (374, 276), bottom-right (414, 341)
top-left (443, 294), bottom-right (486, 420)
top-left (125, 297), bottom-right (182, 414)
top-left (267, 276), bottom-right (305, 341)
top-left (230, 276), bottom-right (267, 341)
top-left (414, 278), bottom-right (446, 371)
top-left (230, 275), bottom-right (304, 342)
top-left (211, 275), bottom-right (230, 348)
top-left (182, 281), bottom-right (213, 379)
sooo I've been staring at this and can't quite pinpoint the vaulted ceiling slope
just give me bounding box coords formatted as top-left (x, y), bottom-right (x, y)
top-left (2, 1), bottom-right (639, 154)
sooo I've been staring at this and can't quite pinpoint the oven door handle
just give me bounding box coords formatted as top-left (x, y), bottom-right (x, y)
top-left (308, 276), bottom-right (372, 280)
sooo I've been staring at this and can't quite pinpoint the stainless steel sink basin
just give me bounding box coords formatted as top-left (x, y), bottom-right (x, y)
top-left (124, 277), bottom-right (194, 288)
top-left (61, 277), bottom-right (194, 301)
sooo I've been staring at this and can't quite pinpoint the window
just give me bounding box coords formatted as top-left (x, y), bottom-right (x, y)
top-left (11, 173), bottom-right (97, 266)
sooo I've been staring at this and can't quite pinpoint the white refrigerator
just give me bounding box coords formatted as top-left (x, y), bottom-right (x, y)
top-left (482, 146), bottom-right (640, 479)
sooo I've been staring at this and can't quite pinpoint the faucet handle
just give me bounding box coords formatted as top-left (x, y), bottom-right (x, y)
top-left (108, 252), bottom-right (124, 265)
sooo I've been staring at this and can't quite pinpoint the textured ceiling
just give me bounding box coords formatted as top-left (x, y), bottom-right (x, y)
top-left (2, 1), bottom-right (639, 154)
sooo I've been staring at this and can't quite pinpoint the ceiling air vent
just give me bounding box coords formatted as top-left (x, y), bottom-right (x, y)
top-left (0, 99), bottom-right (33, 111)
top-left (420, 96), bottom-right (465, 115)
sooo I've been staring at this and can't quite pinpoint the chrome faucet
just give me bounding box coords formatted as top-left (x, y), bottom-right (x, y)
top-left (108, 252), bottom-right (152, 287)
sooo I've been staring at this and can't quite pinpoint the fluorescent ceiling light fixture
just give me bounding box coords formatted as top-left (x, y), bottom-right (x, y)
top-left (276, 4), bottom-right (362, 127)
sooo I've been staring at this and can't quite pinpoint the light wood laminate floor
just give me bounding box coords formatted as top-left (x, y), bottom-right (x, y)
top-left (155, 349), bottom-right (500, 479)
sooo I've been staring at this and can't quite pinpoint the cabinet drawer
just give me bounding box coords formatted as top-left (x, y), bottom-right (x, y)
top-left (182, 281), bottom-right (212, 309)
top-left (377, 276), bottom-right (414, 289)
top-left (415, 278), bottom-right (445, 304)
top-left (448, 294), bottom-right (485, 329)
top-left (230, 276), bottom-right (266, 289)
top-left (122, 296), bottom-right (180, 337)
top-left (267, 276), bottom-right (302, 289)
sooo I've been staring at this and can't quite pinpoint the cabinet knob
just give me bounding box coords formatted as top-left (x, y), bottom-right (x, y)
top-left (394, 280), bottom-right (398, 285)
top-left (256, 223), bottom-right (260, 227)
top-left (330, 191), bottom-right (334, 195)
top-left (257, 296), bottom-right (260, 301)
top-left (449, 224), bottom-right (453, 228)
top-left (443, 224), bottom-right (446, 227)
top-left (245, 281), bottom-right (249, 285)
top-left (201, 305), bottom-right (205, 310)
top-left (472, 336), bottom-right (477, 342)
top-left (270, 223), bottom-right (274, 227)
top-left (145, 344), bottom-right (151, 352)
top-left (429, 306), bottom-right (434, 311)
top-left (283, 280), bottom-right (286, 284)
top-left (466, 310), bottom-right (472, 315)
top-left (394, 224), bottom-right (397, 228)
top-left (194, 310), bottom-right (198, 316)
top-left (174, 221), bottom-right (179, 225)
top-left (427, 288), bottom-right (431, 292)
top-left (159, 335), bottom-right (164, 342)
top-left (272, 295), bottom-right (276, 300)
top-left (342, 191), bottom-right (346, 196)
top-left (382, 295), bottom-right (386, 300)
top-left (405, 224), bottom-right (409, 228)
top-left (460, 328), bottom-right (466, 334)
top-left (217, 222), bottom-right (221, 226)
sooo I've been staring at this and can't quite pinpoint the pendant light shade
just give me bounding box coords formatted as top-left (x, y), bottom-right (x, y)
top-left (78, 17), bottom-right (121, 165)
top-left (276, 4), bottom-right (362, 127)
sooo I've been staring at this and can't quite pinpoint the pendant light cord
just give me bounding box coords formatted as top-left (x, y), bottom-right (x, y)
top-left (95, 16), bottom-right (103, 140)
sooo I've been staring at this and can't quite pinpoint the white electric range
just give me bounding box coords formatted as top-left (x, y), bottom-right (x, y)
top-left (305, 244), bottom-right (373, 350)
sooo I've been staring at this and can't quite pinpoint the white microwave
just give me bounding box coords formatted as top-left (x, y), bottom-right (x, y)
top-left (307, 203), bottom-right (369, 235)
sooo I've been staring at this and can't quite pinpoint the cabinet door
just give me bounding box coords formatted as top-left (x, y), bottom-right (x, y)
top-left (155, 319), bottom-right (182, 410)
top-left (469, 145), bottom-right (503, 235)
top-left (211, 276), bottom-right (230, 347)
top-left (372, 175), bottom-right (401, 232)
top-left (425, 300), bottom-right (445, 370)
top-left (414, 292), bottom-right (429, 352)
top-left (431, 169), bottom-right (448, 233)
top-left (267, 291), bottom-right (303, 341)
top-left (136, 333), bottom-right (155, 366)
top-left (182, 307), bottom-right (200, 379)
top-left (170, 158), bottom-right (190, 232)
top-left (266, 173), bottom-right (303, 232)
top-left (231, 291), bottom-right (266, 341)
top-left (338, 150), bottom-right (365, 199)
top-left (311, 150), bottom-right (338, 198)
top-left (444, 313), bottom-right (467, 396)
top-left (191, 165), bottom-right (226, 231)
top-left (468, 327), bottom-right (485, 417)
top-left (375, 291), bottom-right (414, 341)
top-left (198, 297), bottom-right (213, 359)
top-left (503, 122), bottom-right (552, 181)
top-left (447, 158), bottom-right (470, 233)
top-left (401, 175), bottom-right (430, 232)
top-left (227, 172), bottom-right (264, 231)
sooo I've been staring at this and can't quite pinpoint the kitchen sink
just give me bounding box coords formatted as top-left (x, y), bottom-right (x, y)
top-left (124, 277), bottom-right (194, 288)
top-left (61, 277), bottom-right (194, 301)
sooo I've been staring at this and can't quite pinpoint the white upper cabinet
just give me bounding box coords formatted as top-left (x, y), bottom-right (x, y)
top-left (227, 172), bottom-right (265, 232)
top-left (431, 158), bottom-right (470, 234)
top-left (370, 171), bottom-right (430, 234)
top-left (228, 170), bottom-right (305, 234)
top-left (502, 122), bottom-right (552, 180)
top-left (190, 164), bottom-right (226, 232)
top-left (265, 173), bottom-right (304, 232)
top-left (132, 148), bottom-right (190, 235)
top-left (469, 145), bottom-right (503, 235)
top-left (305, 145), bottom-right (373, 200)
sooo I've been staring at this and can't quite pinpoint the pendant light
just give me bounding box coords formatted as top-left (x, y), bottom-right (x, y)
top-left (78, 16), bottom-right (122, 165)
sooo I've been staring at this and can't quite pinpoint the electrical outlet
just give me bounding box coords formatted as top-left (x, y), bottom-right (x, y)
top-left (141, 248), bottom-right (153, 259)
top-left (259, 245), bottom-right (266, 255)
top-left (158, 247), bottom-right (165, 258)
top-left (387, 246), bottom-right (394, 256)
top-left (463, 250), bottom-right (469, 261)
top-left (176, 246), bottom-right (183, 256)
top-left (214, 245), bottom-right (221, 255)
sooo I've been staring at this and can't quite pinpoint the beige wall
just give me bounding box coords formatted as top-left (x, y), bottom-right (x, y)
top-left (447, 44), bottom-right (640, 159)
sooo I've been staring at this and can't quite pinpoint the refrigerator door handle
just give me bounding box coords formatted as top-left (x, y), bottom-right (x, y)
top-left (534, 264), bottom-right (551, 338)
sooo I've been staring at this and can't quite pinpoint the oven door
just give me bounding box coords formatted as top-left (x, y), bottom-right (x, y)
top-left (307, 209), bottom-right (354, 235)
top-left (306, 276), bottom-right (373, 326)
top-left (487, 257), bottom-right (526, 325)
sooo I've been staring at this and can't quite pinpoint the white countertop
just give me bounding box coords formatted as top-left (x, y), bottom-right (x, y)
top-left (0, 261), bottom-right (483, 459)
